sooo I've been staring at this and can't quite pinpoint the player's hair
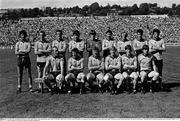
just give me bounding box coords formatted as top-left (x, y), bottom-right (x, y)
top-left (89, 30), bottom-right (96, 36)
top-left (142, 45), bottom-right (149, 50)
top-left (71, 48), bottom-right (79, 53)
top-left (92, 46), bottom-right (99, 52)
top-left (137, 29), bottom-right (143, 34)
top-left (19, 30), bottom-right (27, 38)
top-left (73, 30), bottom-right (80, 36)
top-left (152, 28), bottom-right (160, 34)
top-left (106, 29), bottom-right (113, 35)
top-left (125, 45), bottom-right (132, 51)
top-left (56, 30), bottom-right (63, 35)
top-left (40, 31), bottom-right (46, 37)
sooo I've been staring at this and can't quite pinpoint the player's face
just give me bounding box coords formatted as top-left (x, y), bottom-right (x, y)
top-left (137, 33), bottom-right (142, 40)
top-left (153, 32), bottom-right (159, 39)
top-left (143, 49), bottom-right (148, 55)
top-left (20, 34), bottom-right (25, 40)
top-left (126, 49), bottom-right (131, 55)
top-left (72, 51), bottom-right (77, 58)
top-left (74, 34), bottom-right (79, 40)
top-left (122, 33), bottom-right (127, 40)
top-left (56, 32), bottom-right (62, 39)
top-left (52, 48), bottom-right (59, 57)
top-left (93, 50), bottom-right (99, 57)
top-left (40, 33), bottom-right (45, 40)
top-left (106, 33), bottom-right (112, 39)
top-left (110, 49), bottom-right (115, 56)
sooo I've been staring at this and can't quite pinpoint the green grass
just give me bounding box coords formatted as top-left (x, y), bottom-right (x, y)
top-left (0, 47), bottom-right (180, 118)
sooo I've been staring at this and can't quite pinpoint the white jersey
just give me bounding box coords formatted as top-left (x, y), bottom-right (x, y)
top-left (34, 41), bottom-right (51, 62)
top-left (116, 40), bottom-right (132, 53)
top-left (149, 39), bottom-right (165, 60)
top-left (138, 54), bottom-right (153, 71)
top-left (69, 40), bottom-right (85, 52)
top-left (52, 40), bottom-right (67, 53)
top-left (102, 39), bottom-right (116, 51)
top-left (133, 39), bottom-right (148, 51)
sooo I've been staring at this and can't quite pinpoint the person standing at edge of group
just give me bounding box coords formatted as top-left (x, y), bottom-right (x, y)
top-left (102, 30), bottom-right (116, 59)
top-left (34, 31), bottom-right (51, 92)
top-left (116, 32), bottom-right (132, 56)
top-left (69, 30), bottom-right (85, 58)
top-left (15, 30), bottom-right (33, 94)
top-left (149, 29), bottom-right (166, 90)
top-left (52, 30), bottom-right (67, 75)
top-left (86, 30), bottom-right (102, 57)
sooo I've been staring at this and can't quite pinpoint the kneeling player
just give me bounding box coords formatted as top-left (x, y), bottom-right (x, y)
top-left (104, 46), bottom-right (124, 95)
top-left (122, 45), bottom-right (138, 94)
top-left (42, 46), bottom-right (65, 94)
top-left (86, 47), bottom-right (104, 92)
top-left (138, 45), bottom-right (159, 93)
top-left (65, 48), bottom-right (86, 94)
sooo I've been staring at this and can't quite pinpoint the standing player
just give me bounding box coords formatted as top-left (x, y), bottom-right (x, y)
top-left (133, 29), bottom-right (148, 55)
top-left (86, 30), bottom-right (102, 56)
top-left (34, 31), bottom-right (51, 92)
top-left (149, 29), bottom-right (166, 90)
top-left (138, 45), bottom-right (159, 93)
top-left (65, 48), bottom-right (86, 94)
top-left (69, 30), bottom-right (85, 57)
top-left (15, 30), bottom-right (33, 94)
top-left (116, 32), bottom-right (132, 55)
top-left (52, 30), bottom-right (67, 75)
top-left (102, 30), bottom-right (116, 58)
top-left (86, 47), bottom-right (104, 92)
top-left (122, 45), bottom-right (138, 94)
top-left (104, 46), bottom-right (124, 95)
top-left (42, 46), bottom-right (64, 94)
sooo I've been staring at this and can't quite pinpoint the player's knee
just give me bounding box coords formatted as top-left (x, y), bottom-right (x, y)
top-left (86, 73), bottom-right (95, 81)
top-left (140, 71), bottom-right (147, 79)
top-left (122, 72), bottom-right (129, 79)
top-left (56, 74), bottom-right (64, 82)
top-left (77, 73), bottom-right (86, 83)
top-left (97, 73), bottom-right (104, 82)
top-left (131, 72), bottom-right (138, 80)
top-left (104, 74), bottom-right (112, 82)
top-left (115, 73), bottom-right (124, 81)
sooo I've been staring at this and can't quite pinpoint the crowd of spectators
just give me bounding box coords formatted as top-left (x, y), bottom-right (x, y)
top-left (0, 16), bottom-right (180, 47)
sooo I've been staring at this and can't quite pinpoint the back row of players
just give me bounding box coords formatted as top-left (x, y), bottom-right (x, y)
top-left (15, 28), bottom-right (166, 95)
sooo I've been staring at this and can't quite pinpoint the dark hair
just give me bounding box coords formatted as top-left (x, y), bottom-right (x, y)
top-left (122, 32), bottom-right (128, 38)
top-left (106, 30), bottom-right (113, 35)
top-left (40, 31), bottom-right (46, 37)
top-left (137, 29), bottom-right (143, 34)
top-left (152, 28), bottom-right (160, 34)
top-left (71, 48), bottom-right (79, 53)
top-left (125, 45), bottom-right (132, 51)
top-left (73, 30), bottom-right (80, 36)
top-left (56, 30), bottom-right (63, 35)
top-left (89, 30), bottom-right (96, 36)
top-left (19, 30), bottom-right (27, 38)
top-left (142, 45), bottom-right (149, 50)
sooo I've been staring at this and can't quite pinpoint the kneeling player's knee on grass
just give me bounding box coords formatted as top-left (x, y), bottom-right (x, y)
top-left (77, 73), bottom-right (86, 83)
top-left (56, 74), bottom-right (64, 83)
top-left (104, 73), bottom-right (112, 82)
top-left (122, 72), bottom-right (129, 79)
top-left (96, 73), bottom-right (104, 82)
top-left (65, 73), bottom-right (75, 82)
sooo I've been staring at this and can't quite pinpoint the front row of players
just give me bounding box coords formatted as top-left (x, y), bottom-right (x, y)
top-left (41, 44), bottom-right (159, 95)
